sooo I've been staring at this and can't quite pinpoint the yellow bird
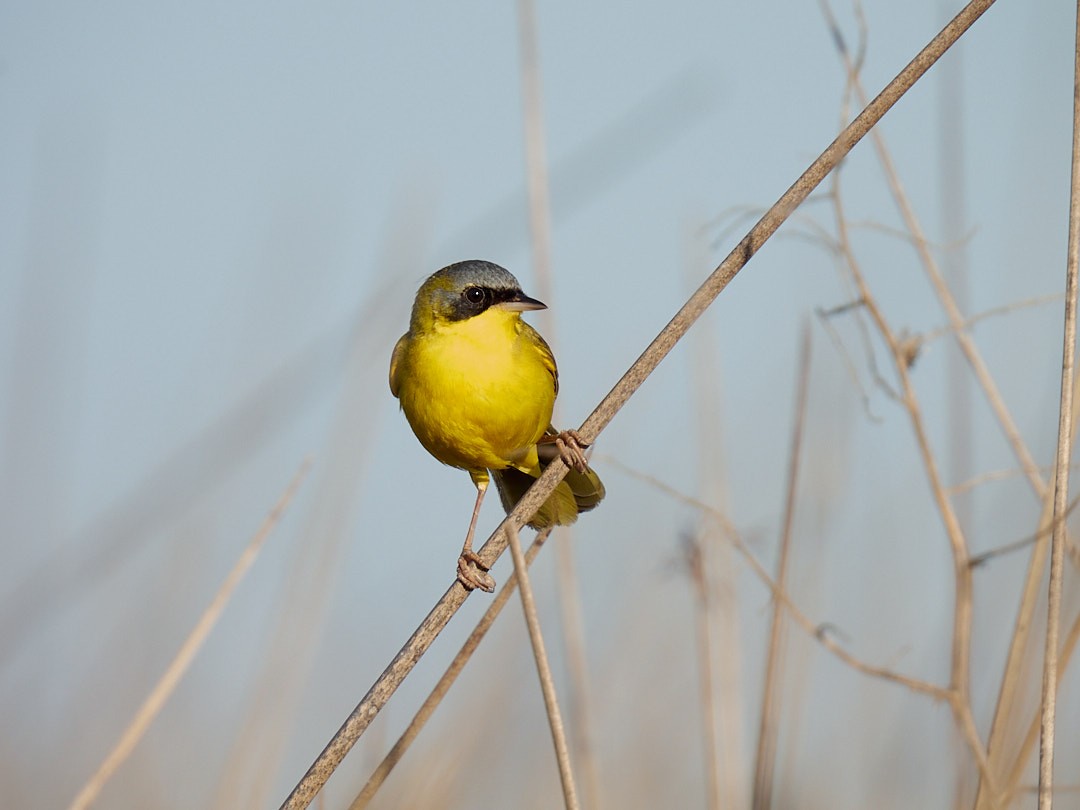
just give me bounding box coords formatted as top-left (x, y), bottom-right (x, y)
top-left (390, 260), bottom-right (604, 592)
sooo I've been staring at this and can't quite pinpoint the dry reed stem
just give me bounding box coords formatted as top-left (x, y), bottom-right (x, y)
top-left (752, 325), bottom-right (811, 810)
top-left (1037, 6), bottom-right (1080, 804)
top-left (517, 0), bottom-right (602, 803)
top-left (505, 521), bottom-right (581, 810)
top-left (278, 5), bottom-right (996, 805)
top-left (347, 529), bottom-right (553, 809)
top-left (69, 459), bottom-right (312, 810)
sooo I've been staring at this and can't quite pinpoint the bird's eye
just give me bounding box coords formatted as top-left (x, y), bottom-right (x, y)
top-left (464, 287), bottom-right (487, 305)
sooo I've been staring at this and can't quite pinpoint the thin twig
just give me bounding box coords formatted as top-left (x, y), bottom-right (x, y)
top-left (278, 5), bottom-right (996, 804)
top-left (752, 324), bottom-right (812, 810)
top-left (69, 459), bottom-right (313, 810)
top-left (846, 218), bottom-right (977, 251)
top-left (814, 304), bottom-right (882, 421)
top-left (347, 529), bottom-right (553, 809)
top-left (505, 521), bottom-right (580, 810)
top-left (1037, 5), bottom-right (1080, 805)
top-left (922, 293), bottom-right (1066, 346)
top-left (947, 463), bottom-right (1065, 497)
top-left (968, 492), bottom-right (1080, 568)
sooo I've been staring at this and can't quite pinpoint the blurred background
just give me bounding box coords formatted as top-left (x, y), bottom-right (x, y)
top-left (1, 0), bottom-right (1078, 807)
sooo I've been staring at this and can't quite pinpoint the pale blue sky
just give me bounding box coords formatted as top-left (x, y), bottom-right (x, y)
top-left (1, 1), bottom-right (1076, 808)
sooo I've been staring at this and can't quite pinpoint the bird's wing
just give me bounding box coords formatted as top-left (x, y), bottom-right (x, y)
top-left (389, 334), bottom-right (408, 398)
top-left (522, 322), bottom-right (559, 396)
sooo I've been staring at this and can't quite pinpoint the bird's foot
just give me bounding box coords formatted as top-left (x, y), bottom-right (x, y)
top-left (552, 429), bottom-right (590, 473)
top-left (457, 550), bottom-right (495, 593)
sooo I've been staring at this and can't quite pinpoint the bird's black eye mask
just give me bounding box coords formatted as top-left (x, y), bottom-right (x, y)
top-left (448, 285), bottom-right (520, 321)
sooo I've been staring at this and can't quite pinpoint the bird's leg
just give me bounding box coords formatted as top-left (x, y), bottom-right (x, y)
top-left (457, 480), bottom-right (496, 593)
top-left (538, 429), bottom-right (590, 473)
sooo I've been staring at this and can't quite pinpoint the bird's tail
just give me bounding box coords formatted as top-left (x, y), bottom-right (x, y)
top-left (492, 445), bottom-right (604, 530)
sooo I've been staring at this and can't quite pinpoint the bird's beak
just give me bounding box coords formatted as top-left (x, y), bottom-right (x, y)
top-left (498, 291), bottom-right (547, 312)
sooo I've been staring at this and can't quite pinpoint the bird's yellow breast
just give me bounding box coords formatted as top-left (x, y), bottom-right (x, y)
top-left (393, 308), bottom-right (555, 476)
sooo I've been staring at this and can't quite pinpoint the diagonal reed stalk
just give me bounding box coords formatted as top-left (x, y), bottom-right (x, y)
top-left (69, 459), bottom-right (312, 810)
top-left (278, 4), bottom-right (997, 806)
top-left (347, 528), bottom-right (553, 809)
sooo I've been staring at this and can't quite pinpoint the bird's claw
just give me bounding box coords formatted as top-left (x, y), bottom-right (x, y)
top-left (457, 551), bottom-right (495, 593)
top-left (553, 430), bottom-right (589, 473)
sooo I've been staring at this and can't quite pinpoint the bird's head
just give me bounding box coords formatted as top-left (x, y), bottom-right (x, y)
top-left (410, 260), bottom-right (546, 332)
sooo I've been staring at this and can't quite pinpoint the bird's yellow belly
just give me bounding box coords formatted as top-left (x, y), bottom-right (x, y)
top-left (397, 324), bottom-right (553, 475)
